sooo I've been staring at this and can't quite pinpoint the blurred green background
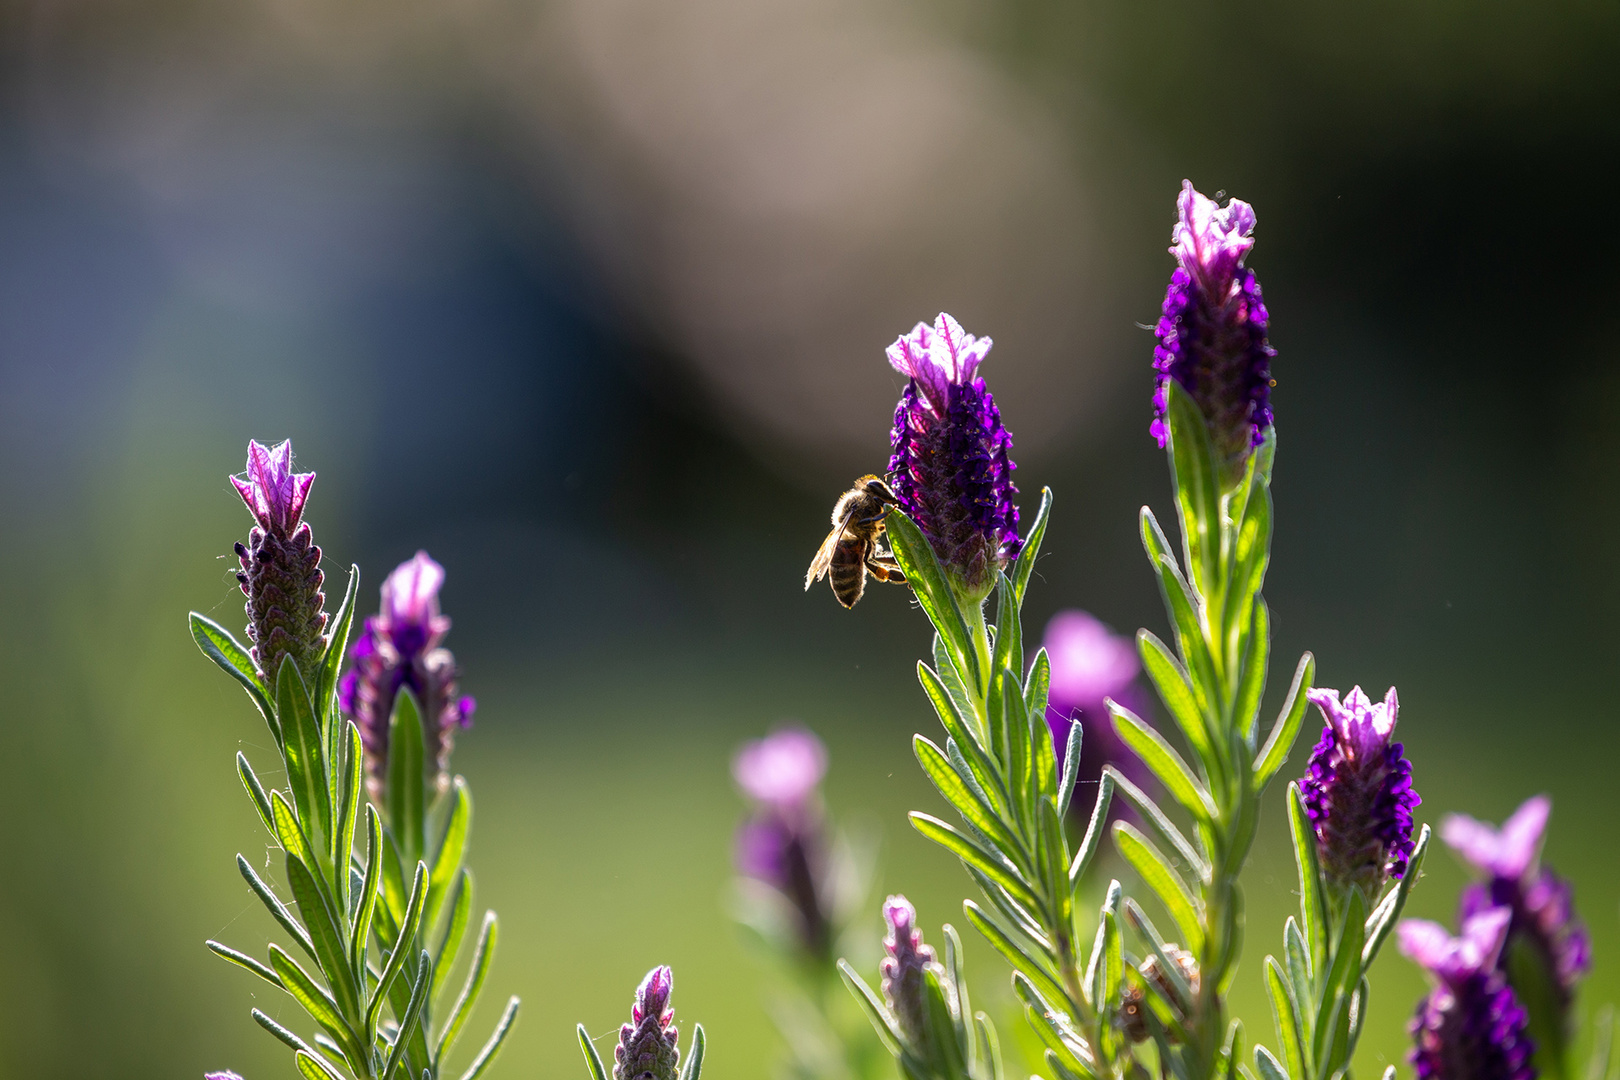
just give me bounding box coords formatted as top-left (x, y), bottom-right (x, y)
top-left (0, 0), bottom-right (1617, 1076)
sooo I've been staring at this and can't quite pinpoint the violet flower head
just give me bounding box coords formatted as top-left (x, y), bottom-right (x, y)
top-left (1400, 908), bottom-right (1536, 1080)
top-left (733, 727), bottom-right (833, 960)
top-left (1299, 686), bottom-right (1421, 900)
top-left (1443, 796), bottom-right (1590, 1009)
top-left (886, 312), bottom-right (1020, 603)
top-left (204, 1073), bottom-right (245, 1080)
top-left (1151, 182), bottom-right (1276, 485)
top-left (614, 966), bottom-right (680, 1080)
top-left (880, 895), bottom-right (938, 1053)
top-left (1041, 611), bottom-right (1151, 810)
top-left (339, 551), bottom-right (476, 800)
top-left (231, 439), bottom-right (327, 685)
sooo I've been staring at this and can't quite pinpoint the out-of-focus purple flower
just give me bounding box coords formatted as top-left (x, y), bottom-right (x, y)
top-left (1041, 611), bottom-right (1152, 811)
top-left (1299, 686), bottom-right (1421, 900)
top-left (1151, 182), bottom-right (1276, 485)
top-left (1444, 796), bottom-right (1590, 1009)
top-left (339, 551), bottom-right (476, 800)
top-left (886, 312), bottom-right (1020, 603)
top-left (615, 966), bottom-right (681, 1080)
top-left (231, 440), bottom-right (327, 685)
top-left (733, 727), bottom-right (832, 960)
top-left (204, 1072), bottom-right (245, 1079)
top-left (1400, 908), bottom-right (1536, 1080)
top-left (880, 895), bottom-right (938, 1053)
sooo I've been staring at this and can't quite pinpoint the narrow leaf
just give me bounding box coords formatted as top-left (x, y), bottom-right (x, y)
top-left (207, 939), bottom-right (284, 990)
top-left (838, 959), bottom-right (903, 1056)
top-left (438, 910), bottom-right (498, 1058)
top-left (909, 812), bottom-right (1042, 916)
top-left (190, 612), bottom-right (274, 731)
top-left (434, 869), bottom-right (474, 1002)
top-left (886, 508), bottom-right (981, 694)
top-left (914, 736), bottom-right (1028, 871)
top-left (1114, 821), bottom-right (1203, 952)
top-left (1069, 771), bottom-right (1115, 886)
top-left (237, 853), bottom-right (317, 960)
top-left (1010, 486), bottom-right (1052, 607)
top-left (1254, 1045), bottom-right (1290, 1080)
top-left (1286, 784), bottom-right (1328, 969)
top-left (428, 777), bottom-right (472, 933)
top-left (1256, 653), bottom-right (1316, 790)
top-left (962, 900), bottom-right (1071, 1012)
top-left (1110, 704), bottom-right (1214, 820)
top-left (1103, 767), bottom-right (1207, 880)
top-left (314, 564), bottom-right (360, 719)
top-left (680, 1023), bottom-right (706, 1080)
top-left (1363, 824), bottom-right (1430, 967)
top-left (295, 1050), bottom-right (346, 1080)
top-left (252, 1007), bottom-right (315, 1054)
top-left (458, 996), bottom-right (520, 1080)
top-left (388, 688), bottom-right (427, 870)
top-left (1264, 957), bottom-right (1307, 1080)
top-left (579, 1024), bottom-right (611, 1080)
top-left (1056, 699), bottom-right (1082, 817)
top-left (277, 657), bottom-right (331, 852)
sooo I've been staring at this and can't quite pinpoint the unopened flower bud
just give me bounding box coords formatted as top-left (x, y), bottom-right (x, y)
top-left (880, 895), bottom-right (938, 1053)
top-left (230, 440), bottom-right (326, 684)
top-left (614, 966), bottom-right (680, 1080)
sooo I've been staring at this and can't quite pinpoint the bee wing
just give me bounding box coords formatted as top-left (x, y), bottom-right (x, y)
top-left (805, 504), bottom-right (860, 589)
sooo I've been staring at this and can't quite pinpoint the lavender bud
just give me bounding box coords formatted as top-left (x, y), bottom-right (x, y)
top-left (732, 728), bottom-right (832, 960)
top-left (1151, 182), bottom-right (1276, 486)
top-left (880, 895), bottom-right (938, 1054)
top-left (886, 312), bottom-right (1020, 605)
top-left (1400, 909), bottom-right (1536, 1080)
top-left (230, 440), bottom-right (326, 684)
top-left (614, 966), bottom-right (680, 1080)
top-left (1443, 796), bottom-right (1590, 1047)
top-left (1299, 686), bottom-right (1421, 902)
top-left (339, 551), bottom-right (476, 800)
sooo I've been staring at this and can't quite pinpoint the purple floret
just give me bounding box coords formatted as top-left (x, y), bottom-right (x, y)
top-left (1299, 686), bottom-right (1421, 899)
top-left (1151, 182), bottom-right (1276, 482)
top-left (886, 313), bottom-right (1020, 601)
top-left (230, 439), bottom-right (327, 684)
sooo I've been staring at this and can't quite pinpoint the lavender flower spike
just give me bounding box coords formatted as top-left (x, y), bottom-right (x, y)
top-left (340, 550), bottom-right (476, 799)
top-left (1299, 685), bottom-right (1421, 901)
top-left (880, 895), bottom-right (939, 1054)
top-left (1444, 796), bottom-right (1590, 1020)
top-left (1400, 908), bottom-right (1536, 1080)
top-left (732, 727), bottom-right (833, 960)
top-left (887, 312), bottom-right (1020, 604)
top-left (615, 966), bottom-right (681, 1080)
top-left (231, 439), bottom-right (326, 684)
top-left (1152, 181), bottom-right (1276, 485)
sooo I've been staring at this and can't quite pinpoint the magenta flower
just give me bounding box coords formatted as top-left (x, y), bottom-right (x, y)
top-left (880, 895), bottom-right (938, 1054)
top-left (340, 551), bottom-right (476, 799)
top-left (230, 439), bottom-right (327, 685)
top-left (614, 966), bottom-right (681, 1080)
top-left (1399, 908), bottom-right (1536, 1080)
top-left (1151, 182), bottom-right (1276, 484)
top-left (1299, 686), bottom-right (1421, 899)
top-left (1443, 796), bottom-right (1590, 1008)
top-left (886, 312), bottom-right (1020, 602)
top-left (1041, 611), bottom-right (1151, 809)
top-left (733, 727), bottom-right (832, 960)
top-left (204, 1073), bottom-right (246, 1080)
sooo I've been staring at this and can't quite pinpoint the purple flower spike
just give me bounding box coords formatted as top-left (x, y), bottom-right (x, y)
top-left (340, 551), bottom-right (476, 800)
top-left (205, 1073), bottom-right (246, 1080)
top-left (615, 966), bottom-right (681, 1080)
top-left (880, 895), bottom-right (938, 1053)
top-left (1400, 909), bottom-right (1536, 1080)
top-left (886, 312), bottom-right (1020, 603)
top-left (1151, 181), bottom-right (1276, 485)
top-left (1041, 611), bottom-right (1152, 811)
top-left (231, 439), bottom-right (327, 685)
top-left (733, 727), bottom-right (833, 960)
top-left (1444, 796), bottom-right (1590, 1008)
top-left (1299, 686), bottom-right (1421, 900)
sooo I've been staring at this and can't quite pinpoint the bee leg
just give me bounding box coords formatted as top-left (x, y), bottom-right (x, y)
top-left (866, 555), bottom-right (906, 584)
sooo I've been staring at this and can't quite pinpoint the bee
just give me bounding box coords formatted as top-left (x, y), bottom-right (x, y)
top-left (805, 474), bottom-right (907, 608)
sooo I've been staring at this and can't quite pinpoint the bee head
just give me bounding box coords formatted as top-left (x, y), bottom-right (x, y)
top-left (860, 475), bottom-right (898, 504)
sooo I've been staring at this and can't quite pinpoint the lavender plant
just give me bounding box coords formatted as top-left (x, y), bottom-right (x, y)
top-left (578, 966), bottom-right (708, 1080)
top-left (190, 440), bottom-right (517, 1080)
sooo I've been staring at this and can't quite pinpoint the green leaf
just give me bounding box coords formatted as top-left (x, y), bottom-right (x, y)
top-left (1165, 378), bottom-right (1223, 597)
top-left (1122, 899), bottom-right (1195, 1012)
top-left (267, 943), bottom-right (365, 1067)
top-left (334, 721), bottom-right (364, 910)
top-left (919, 661), bottom-right (1006, 813)
top-left (252, 1007), bottom-right (316, 1054)
top-left (909, 813), bottom-right (1042, 917)
top-left (966, 867), bottom-right (1051, 947)
top-left (388, 689), bottom-right (427, 870)
top-left (439, 910), bottom-right (498, 1059)
top-left (352, 805), bottom-right (383, 975)
top-left (369, 861), bottom-right (429, 1045)
top-left (383, 952), bottom-right (432, 1080)
top-left (579, 1023), bottom-right (611, 1080)
top-left (1103, 767), bottom-right (1207, 880)
top-left (1286, 784), bottom-right (1328, 969)
top-left (680, 1023), bottom-right (706, 1080)
top-left (1024, 647), bottom-right (1052, 728)
top-left (1256, 653), bottom-right (1316, 790)
top-left (1254, 1044), bottom-right (1290, 1080)
top-left (887, 508), bottom-right (982, 692)
top-left (458, 997), bottom-right (520, 1080)
top-left (1140, 508), bottom-right (1221, 711)
top-left (190, 612), bottom-right (275, 733)
top-left (1137, 630), bottom-right (1217, 779)
top-left (1264, 957), bottom-right (1307, 1080)
top-left (236, 853), bottom-right (317, 960)
top-left (277, 658), bottom-right (332, 853)
top-left (315, 565), bottom-right (360, 720)
top-left (1110, 704), bottom-right (1214, 820)
top-left (295, 1050), bottom-right (346, 1080)
top-left (434, 868), bottom-right (474, 1002)
top-left (1036, 799), bottom-right (1071, 933)
top-left (428, 777), bottom-right (472, 934)
top-left (976, 1012), bottom-right (1004, 1080)
top-left (237, 752), bottom-right (277, 837)
top-left (207, 939), bottom-right (284, 990)
top-left (1284, 918), bottom-right (1313, 1026)
top-left (1010, 974), bottom-right (1093, 1079)
top-left (962, 900), bottom-right (1071, 1013)
top-left (1313, 891), bottom-right (1366, 1077)
top-left (838, 959), bottom-right (904, 1057)
top-left (285, 852), bottom-right (361, 1022)
top-left (1113, 822), bottom-right (1203, 953)
top-left (1069, 771), bottom-right (1115, 886)
top-left (914, 736), bottom-right (1028, 871)
top-left (1084, 900), bottom-right (1119, 1013)
top-left (998, 670), bottom-right (1031, 828)
top-left (1229, 601), bottom-right (1270, 744)
top-left (1056, 713), bottom-right (1083, 818)
top-left (1010, 486), bottom-right (1051, 610)
top-left (991, 574), bottom-right (1024, 707)
top-left (1363, 824), bottom-right (1430, 967)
